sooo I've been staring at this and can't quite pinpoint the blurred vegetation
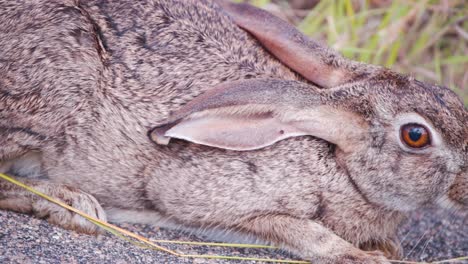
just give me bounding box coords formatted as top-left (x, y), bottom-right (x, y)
top-left (234, 0), bottom-right (468, 105)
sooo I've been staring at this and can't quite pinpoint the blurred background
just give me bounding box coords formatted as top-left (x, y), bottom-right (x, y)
top-left (233, 0), bottom-right (468, 105)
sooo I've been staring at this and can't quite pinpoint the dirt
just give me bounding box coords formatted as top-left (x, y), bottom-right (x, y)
top-left (0, 207), bottom-right (466, 263)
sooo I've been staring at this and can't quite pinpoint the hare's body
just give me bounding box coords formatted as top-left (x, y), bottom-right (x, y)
top-left (2, 0), bottom-right (390, 240)
top-left (1, 0), bottom-right (289, 204)
top-left (1, 1), bottom-right (466, 263)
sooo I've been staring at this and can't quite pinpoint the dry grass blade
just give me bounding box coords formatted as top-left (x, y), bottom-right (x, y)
top-left (1, 172), bottom-right (466, 263)
top-left (0, 173), bottom-right (308, 264)
top-left (263, 0), bottom-right (467, 105)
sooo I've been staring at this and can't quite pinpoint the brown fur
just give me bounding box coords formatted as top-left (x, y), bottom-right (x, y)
top-left (0, 1), bottom-right (466, 263)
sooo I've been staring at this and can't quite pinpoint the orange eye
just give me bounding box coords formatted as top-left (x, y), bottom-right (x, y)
top-left (400, 124), bottom-right (431, 149)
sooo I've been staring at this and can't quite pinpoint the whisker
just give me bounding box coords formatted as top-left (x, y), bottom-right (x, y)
top-left (404, 229), bottom-right (430, 260)
top-left (400, 223), bottom-right (414, 245)
top-left (418, 235), bottom-right (433, 262)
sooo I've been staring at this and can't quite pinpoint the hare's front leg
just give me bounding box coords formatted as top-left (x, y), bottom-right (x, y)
top-left (0, 176), bottom-right (107, 235)
top-left (235, 215), bottom-right (390, 264)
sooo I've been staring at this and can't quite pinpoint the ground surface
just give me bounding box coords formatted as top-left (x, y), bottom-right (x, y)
top-left (0, 207), bottom-right (466, 264)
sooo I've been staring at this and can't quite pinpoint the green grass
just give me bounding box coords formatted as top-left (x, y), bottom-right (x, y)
top-left (239, 0), bottom-right (468, 105)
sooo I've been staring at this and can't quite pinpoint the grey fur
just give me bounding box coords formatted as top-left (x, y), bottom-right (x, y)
top-left (0, 1), bottom-right (466, 263)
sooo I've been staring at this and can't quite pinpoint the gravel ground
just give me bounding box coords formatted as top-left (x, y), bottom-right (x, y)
top-left (0, 208), bottom-right (466, 264)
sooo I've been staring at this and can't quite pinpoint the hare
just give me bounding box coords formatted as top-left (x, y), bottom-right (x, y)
top-left (0, 0), bottom-right (466, 263)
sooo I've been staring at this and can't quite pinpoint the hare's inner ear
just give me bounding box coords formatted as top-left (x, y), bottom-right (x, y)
top-left (152, 108), bottom-right (307, 151)
top-left (217, 0), bottom-right (364, 88)
top-left (149, 79), bottom-right (366, 152)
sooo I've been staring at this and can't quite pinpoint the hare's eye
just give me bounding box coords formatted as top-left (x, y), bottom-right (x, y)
top-left (400, 124), bottom-right (431, 149)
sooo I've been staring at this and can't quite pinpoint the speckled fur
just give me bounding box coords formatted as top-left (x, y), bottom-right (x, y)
top-left (0, 1), bottom-right (466, 263)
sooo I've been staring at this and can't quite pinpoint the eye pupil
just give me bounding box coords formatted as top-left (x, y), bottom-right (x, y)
top-left (408, 128), bottom-right (422, 142)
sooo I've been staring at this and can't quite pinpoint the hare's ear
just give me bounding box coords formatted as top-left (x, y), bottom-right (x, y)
top-left (217, 0), bottom-right (364, 88)
top-left (149, 79), bottom-right (366, 151)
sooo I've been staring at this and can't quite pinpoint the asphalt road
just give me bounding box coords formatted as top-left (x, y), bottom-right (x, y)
top-left (0, 207), bottom-right (466, 264)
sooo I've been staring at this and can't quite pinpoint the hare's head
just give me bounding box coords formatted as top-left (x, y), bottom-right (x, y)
top-left (149, 1), bottom-right (467, 213)
top-left (332, 73), bottom-right (467, 213)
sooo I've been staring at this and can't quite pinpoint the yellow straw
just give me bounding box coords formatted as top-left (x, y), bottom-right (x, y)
top-left (0, 172), bottom-right (307, 263)
top-left (1, 172), bottom-right (466, 264)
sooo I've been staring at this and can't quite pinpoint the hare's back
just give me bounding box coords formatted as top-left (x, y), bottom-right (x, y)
top-left (0, 0), bottom-right (104, 112)
top-left (1, 0), bottom-right (295, 121)
top-left (84, 0), bottom-right (296, 118)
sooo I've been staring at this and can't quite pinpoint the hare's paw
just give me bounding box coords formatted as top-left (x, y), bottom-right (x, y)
top-left (0, 179), bottom-right (106, 235)
top-left (32, 186), bottom-right (107, 235)
top-left (334, 250), bottom-right (390, 264)
top-left (360, 237), bottom-right (403, 260)
top-left (316, 249), bottom-right (389, 264)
